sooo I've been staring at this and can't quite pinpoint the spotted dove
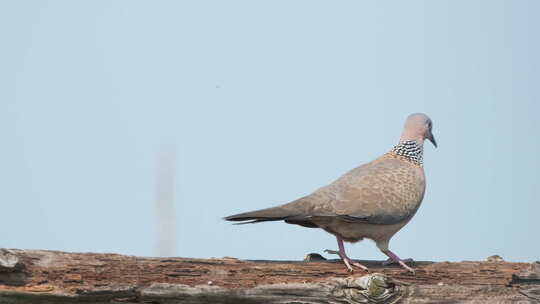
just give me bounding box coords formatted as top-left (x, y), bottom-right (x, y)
top-left (225, 113), bottom-right (437, 273)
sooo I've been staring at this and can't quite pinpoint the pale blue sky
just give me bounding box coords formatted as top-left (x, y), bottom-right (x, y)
top-left (1, 1), bottom-right (538, 263)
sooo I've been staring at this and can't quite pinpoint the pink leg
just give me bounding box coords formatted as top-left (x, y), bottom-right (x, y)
top-left (382, 249), bottom-right (415, 273)
top-left (325, 236), bottom-right (369, 272)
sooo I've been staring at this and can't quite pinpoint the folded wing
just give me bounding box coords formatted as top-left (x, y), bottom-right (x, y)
top-left (225, 156), bottom-right (425, 227)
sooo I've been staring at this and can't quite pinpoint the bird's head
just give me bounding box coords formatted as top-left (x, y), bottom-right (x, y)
top-left (400, 113), bottom-right (437, 147)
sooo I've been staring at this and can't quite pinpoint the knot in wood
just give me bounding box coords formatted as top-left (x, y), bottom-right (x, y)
top-left (0, 249), bottom-right (21, 272)
top-left (330, 273), bottom-right (406, 304)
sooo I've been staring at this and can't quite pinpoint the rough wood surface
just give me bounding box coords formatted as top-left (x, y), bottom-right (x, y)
top-left (0, 248), bottom-right (539, 303)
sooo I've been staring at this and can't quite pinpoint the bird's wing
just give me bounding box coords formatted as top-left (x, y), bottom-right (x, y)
top-left (284, 156), bottom-right (426, 225)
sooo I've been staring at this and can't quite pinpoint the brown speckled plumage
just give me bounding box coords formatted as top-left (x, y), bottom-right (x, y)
top-left (225, 113), bottom-right (436, 272)
top-left (227, 151), bottom-right (425, 244)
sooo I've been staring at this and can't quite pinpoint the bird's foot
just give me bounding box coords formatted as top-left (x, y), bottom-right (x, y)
top-left (381, 250), bottom-right (416, 274)
top-left (382, 257), bottom-right (415, 273)
top-left (400, 263), bottom-right (416, 274)
top-left (324, 249), bottom-right (369, 272)
top-left (382, 257), bottom-right (414, 266)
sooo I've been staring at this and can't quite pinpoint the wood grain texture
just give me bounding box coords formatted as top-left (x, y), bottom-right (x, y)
top-left (0, 249), bottom-right (538, 303)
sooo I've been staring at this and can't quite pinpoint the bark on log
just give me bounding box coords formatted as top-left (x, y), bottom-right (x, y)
top-left (0, 248), bottom-right (539, 303)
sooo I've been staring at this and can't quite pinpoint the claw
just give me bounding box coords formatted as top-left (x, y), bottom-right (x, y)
top-left (324, 248), bottom-right (369, 272)
top-left (351, 261), bottom-right (370, 272)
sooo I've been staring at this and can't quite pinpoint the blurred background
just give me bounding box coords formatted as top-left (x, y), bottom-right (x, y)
top-left (1, 0), bottom-right (538, 262)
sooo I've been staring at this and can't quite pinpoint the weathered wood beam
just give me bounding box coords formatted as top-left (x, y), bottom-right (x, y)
top-left (0, 249), bottom-right (539, 303)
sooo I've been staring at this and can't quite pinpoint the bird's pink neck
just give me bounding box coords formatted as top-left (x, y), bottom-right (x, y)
top-left (399, 130), bottom-right (425, 145)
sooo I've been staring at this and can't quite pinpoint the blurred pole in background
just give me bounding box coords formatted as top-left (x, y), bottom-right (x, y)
top-left (155, 147), bottom-right (177, 257)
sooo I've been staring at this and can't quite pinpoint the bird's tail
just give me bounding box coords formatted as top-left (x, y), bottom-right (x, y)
top-left (224, 206), bottom-right (296, 224)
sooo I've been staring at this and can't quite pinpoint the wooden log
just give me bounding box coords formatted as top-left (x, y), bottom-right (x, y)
top-left (0, 248), bottom-right (538, 303)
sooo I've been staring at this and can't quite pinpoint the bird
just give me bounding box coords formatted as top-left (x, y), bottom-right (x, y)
top-left (225, 113), bottom-right (436, 273)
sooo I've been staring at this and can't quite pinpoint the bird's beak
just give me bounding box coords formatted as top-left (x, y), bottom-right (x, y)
top-left (426, 131), bottom-right (437, 148)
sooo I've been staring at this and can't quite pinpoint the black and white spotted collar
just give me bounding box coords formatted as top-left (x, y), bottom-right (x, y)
top-left (390, 140), bottom-right (424, 166)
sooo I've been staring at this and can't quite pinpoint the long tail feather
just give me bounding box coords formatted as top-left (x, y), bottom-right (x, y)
top-left (224, 206), bottom-right (294, 223)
